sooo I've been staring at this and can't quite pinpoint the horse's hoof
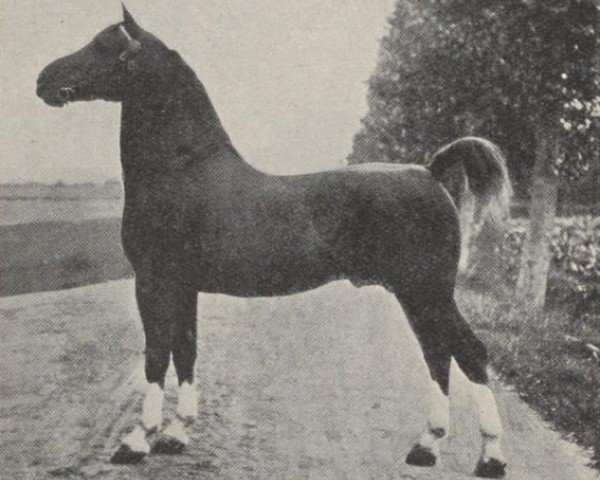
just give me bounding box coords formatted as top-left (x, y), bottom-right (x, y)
top-left (152, 419), bottom-right (189, 455)
top-left (152, 434), bottom-right (187, 454)
top-left (474, 458), bottom-right (507, 478)
top-left (110, 444), bottom-right (147, 464)
top-left (405, 444), bottom-right (437, 467)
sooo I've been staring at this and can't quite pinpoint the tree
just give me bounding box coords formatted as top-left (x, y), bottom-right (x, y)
top-left (350, 0), bottom-right (599, 312)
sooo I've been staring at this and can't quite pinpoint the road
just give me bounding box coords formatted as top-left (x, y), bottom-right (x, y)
top-left (1, 280), bottom-right (596, 479)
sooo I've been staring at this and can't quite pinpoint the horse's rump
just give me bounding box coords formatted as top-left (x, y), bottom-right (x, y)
top-left (300, 165), bottom-right (460, 289)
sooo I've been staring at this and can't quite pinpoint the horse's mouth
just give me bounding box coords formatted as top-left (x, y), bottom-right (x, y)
top-left (37, 83), bottom-right (75, 107)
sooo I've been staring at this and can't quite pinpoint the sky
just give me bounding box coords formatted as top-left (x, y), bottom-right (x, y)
top-left (0, 0), bottom-right (395, 183)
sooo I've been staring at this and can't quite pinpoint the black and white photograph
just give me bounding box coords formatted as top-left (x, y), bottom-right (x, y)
top-left (1, 1), bottom-right (598, 479)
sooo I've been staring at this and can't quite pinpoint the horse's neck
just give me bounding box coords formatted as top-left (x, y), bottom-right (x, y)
top-left (120, 57), bottom-right (238, 182)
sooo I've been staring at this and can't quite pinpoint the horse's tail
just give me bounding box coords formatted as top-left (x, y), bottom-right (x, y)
top-left (427, 137), bottom-right (512, 232)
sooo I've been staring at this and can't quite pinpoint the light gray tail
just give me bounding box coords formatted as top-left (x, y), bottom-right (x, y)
top-left (428, 137), bottom-right (512, 232)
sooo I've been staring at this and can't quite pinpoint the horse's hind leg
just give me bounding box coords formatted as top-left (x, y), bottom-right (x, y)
top-left (397, 294), bottom-right (452, 468)
top-left (448, 301), bottom-right (506, 478)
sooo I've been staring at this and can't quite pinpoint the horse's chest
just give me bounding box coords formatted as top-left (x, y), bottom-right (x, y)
top-left (121, 201), bottom-right (194, 266)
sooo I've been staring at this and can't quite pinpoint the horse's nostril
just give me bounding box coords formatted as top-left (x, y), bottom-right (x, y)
top-left (57, 87), bottom-right (73, 101)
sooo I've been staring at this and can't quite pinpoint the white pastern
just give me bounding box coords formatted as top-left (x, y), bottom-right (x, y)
top-left (163, 418), bottom-right (190, 445)
top-left (413, 381), bottom-right (449, 456)
top-left (417, 430), bottom-right (441, 456)
top-left (471, 383), bottom-right (503, 437)
top-left (142, 382), bottom-right (164, 431)
top-left (481, 435), bottom-right (505, 462)
top-left (177, 381), bottom-right (198, 420)
top-left (122, 425), bottom-right (150, 454)
top-left (471, 382), bottom-right (506, 462)
top-left (427, 380), bottom-right (450, 435)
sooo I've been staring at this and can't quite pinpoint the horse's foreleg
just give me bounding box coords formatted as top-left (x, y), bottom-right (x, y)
top-left (153, 286), bottom-right (198, 455)
top-left (449, 301), bottom-right (506, 478)
top-left (111, 277), bottom-right (175, 463)
top-left (172, 290), bottom-right (199, 422)
top-left (398, 295), bottom-right (451, 468)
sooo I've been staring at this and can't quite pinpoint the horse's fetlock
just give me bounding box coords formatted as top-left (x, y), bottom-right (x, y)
top-left (429, 427), bottom-right (446, 439)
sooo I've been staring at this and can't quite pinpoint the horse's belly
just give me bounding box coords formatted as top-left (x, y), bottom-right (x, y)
top-left (199, 274), bottom-right (339, 297)
top-left (194, 250), bottom-right (340, 297)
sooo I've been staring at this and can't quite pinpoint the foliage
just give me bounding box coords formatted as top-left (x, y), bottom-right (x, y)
top-left (457, 287), bottom-right (599, 467)
top-left (350, 0), bottom-right (600, 194)
top-left (494, 216), bottom-right (600, 306)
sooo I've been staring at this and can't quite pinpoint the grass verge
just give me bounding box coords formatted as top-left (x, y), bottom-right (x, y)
top-left (457, 286), bottom-right (599, 468)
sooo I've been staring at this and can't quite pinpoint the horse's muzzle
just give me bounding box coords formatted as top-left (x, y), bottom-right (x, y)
top-left (36, 68), bottom-right (74, 107)
top-left (36, 81), bottom-right (73, 107)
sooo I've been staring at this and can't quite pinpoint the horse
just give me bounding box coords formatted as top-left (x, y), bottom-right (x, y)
top-left (36, 8), bottom-right (510, 478)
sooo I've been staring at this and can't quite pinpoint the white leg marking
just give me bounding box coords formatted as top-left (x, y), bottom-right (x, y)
top-left (177, 381), bottom-right (198, 420)
top-left (142, 382), bottom-right (164, 431)
top-left (122, 425), bottom-right (150, 454)
top-left (481, 436), bottom-right (505, 462)
top-left (471, 383), bottom-right (503, 437)
top-left (412, 381), bottom-right (449, 458)
top-left (471, 383), bottom-right (506, 462)
top-left (417, 430), bottom-right (440, 456)
top-left (427, 380), bottom-right (450, 435)
top-left (163, 418), bottom-right (190, 445)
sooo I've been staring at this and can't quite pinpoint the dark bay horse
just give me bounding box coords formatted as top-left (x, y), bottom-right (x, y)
top-left (37, 8), bottom-right (510, 478)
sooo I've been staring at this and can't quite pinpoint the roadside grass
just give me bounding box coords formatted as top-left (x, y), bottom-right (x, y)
top-left (457, 284), bottom-right (600, 467)
top-left (0, 218), bottom-right (132, 296)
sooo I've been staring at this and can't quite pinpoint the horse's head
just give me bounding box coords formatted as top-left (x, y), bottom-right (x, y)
top-left (37, 7), bottom-right (166, 107)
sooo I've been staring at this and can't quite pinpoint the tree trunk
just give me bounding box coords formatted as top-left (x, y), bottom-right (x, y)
top-left (516, 125), bottom-right (560, 313)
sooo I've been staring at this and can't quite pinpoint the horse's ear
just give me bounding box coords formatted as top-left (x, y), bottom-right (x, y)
top-left (122, 4), bottom-right (142, 38)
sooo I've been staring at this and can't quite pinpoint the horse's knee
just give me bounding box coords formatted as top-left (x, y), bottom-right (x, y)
top-left (172, 325), bottom-right (197, 383)
top-left (173, 325), bottom-right (196, 356)
top-left (145, 345), bottom-right (170, 385)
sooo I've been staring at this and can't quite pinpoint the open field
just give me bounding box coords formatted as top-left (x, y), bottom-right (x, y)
top-left (0, 198), bottom-right (122, 226)
top-left (0, 185), bottom-right (122, 226)
top-left (0, 218), bottom-right (131, 296)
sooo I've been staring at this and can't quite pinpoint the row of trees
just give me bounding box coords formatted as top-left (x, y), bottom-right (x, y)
top-left (350, 0), bottom-right (599, 312)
